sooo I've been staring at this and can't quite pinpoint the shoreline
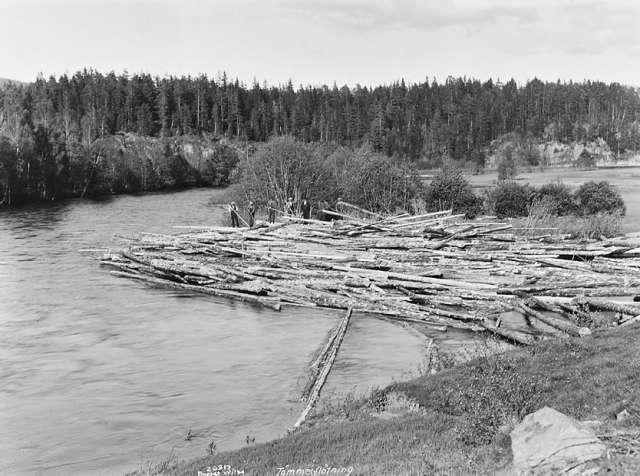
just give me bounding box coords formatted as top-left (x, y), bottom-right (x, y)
top-left (148, 324), bottom-right (640, 475)
top-left (0, 184), bottom-right (225, 211)
top-left (0, 185), bottom-right (229, 212)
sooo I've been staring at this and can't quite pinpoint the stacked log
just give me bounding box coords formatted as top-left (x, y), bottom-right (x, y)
top-left (99, 204), bottom-right (640, 346)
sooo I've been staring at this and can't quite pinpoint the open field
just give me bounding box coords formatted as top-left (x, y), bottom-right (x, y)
top-left (151, 325), bottom-right (640, 476)
top-left (466, 167), bottom-right (640, 232)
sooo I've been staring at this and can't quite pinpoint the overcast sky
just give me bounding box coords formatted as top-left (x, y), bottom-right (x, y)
top-left (1, 0), bottom-right (639, 86)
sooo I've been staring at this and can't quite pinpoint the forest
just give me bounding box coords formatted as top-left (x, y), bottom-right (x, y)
top-left (1, 70), bottom-right (639, 206)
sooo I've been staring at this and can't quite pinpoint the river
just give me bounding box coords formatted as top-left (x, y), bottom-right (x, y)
top-left (0, 189), bottom-right (428, 475)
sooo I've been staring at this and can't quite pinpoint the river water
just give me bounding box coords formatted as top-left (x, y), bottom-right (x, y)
top-left (0, 189), bottom-right (427, 475)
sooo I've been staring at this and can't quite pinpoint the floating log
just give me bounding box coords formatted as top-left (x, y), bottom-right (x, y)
top-left (301, 317), bottom-right (343, 400)
top-left (294, 307), bottom-right (352, 428)
top-left (109, 270), bottom-right (282, 311)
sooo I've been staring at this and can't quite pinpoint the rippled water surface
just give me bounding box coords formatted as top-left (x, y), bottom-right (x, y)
top-left (0, 189), bottom-right (426, 475)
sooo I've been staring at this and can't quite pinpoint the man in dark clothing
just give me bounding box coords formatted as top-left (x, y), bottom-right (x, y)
top-left (229, 202), bottom-right (239, 227)
top-left (301, 199), bottom-right (311, 220)
top-left (267, 199), bottom-right (276, 223)
top-left (247, 201), bottom-right (256, 227)
top-left (318, 200), bottom-right (329, 221)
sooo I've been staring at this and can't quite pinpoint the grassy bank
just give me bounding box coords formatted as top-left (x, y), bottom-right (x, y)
top-left (149, 325), bottom-right (640, 475)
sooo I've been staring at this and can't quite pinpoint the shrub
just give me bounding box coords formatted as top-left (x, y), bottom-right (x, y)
top-left (341, 149), bottom-right (424, 213)
top-left (469, 149), bottom-right (486, 173)
top-left (534, 182), bottom-right (576, 216)
top-left (445, 352), bottom-right (549, 445)
top-left (496, 144), bottom-right (518, 180)
top-left (487, 181), bottom-right (532, 218)
top-left (575, 149), bottom-right (596, 169)
top-left (520, 141), bottom-right (541, 166)
top-left (233, 137), bottom-right (424, 213)
top-left (557, 212), bottom-right (623, 240)
top-left (574, 181), bottom-right (626, 216)
top-left (233, 136), bottom-right (337, 209)
top-left (523, 196), bottom-right (556, 232)
top-left (424, 167), bottom-right (483, 218)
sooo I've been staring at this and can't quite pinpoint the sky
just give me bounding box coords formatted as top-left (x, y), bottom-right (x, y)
top-left (0, 0), bottom-right (639, 87)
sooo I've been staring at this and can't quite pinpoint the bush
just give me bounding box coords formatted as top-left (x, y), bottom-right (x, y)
top-left (233, 137), bottom-right (424, 214)
top-left (557, 212), bottom-right (623, 240)
top-left (496, 143), bottom-right (518, 180)
top-left (522, 196), bottom-right (556, 232)
top-left (520, 141), bottom-right (541, 166)
top-left (487, 181), bottom-right (532, 218)
top-left (424, 167), bottom-right (483, 218)
top-left (575, 149), bottom-right (596, 169)
top-left (574, 181), bottom-right (626, 216)
top-left (341, 149), bottom-right (424, 213)
top-left (233, 136), bottom-right (337, 209)
top-left (441, 351), bottom-right (549, 445)
top-left (534, 182), bottom-right (576, 216)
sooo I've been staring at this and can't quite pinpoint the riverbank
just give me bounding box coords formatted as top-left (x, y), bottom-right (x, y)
top-left (0, 183), bottom-right (221, 211)
top-left (0, 133), bottom-right (239, 207)
top-left (154, 324), bottom-right (640, 475)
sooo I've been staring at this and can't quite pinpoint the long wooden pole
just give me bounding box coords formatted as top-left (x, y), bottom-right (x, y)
top-left (293, 307), bottom-right (352, 428)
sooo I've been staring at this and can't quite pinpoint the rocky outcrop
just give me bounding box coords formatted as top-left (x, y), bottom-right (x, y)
top-left (510, 407), bottom-right (606, 475)
top-left (89, 133), bottom-right (239, 192)
top-left (487, 136), bottom-right (640, 169)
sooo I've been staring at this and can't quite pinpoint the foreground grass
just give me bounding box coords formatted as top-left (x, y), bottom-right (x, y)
top-left (149, 325), bottom-right (640, 475)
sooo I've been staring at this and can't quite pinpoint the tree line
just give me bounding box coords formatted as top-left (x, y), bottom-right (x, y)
top-left (2, 70), bottom-right (639, 164)
top-left (1, 70), bottom-right (639, 206)
top-left (0, 128), bottom-right (240, 206)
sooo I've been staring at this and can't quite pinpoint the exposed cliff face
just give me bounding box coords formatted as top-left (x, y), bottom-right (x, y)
top-left (487, 136), bottom-right (640, 169)
top-left (89, 133), bottom-right (239, 194)
top-left (95, 133), bottom-right (223, 174)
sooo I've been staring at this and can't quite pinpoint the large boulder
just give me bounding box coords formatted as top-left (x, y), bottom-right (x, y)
top-left (510, 407), bottom-right (606, 475)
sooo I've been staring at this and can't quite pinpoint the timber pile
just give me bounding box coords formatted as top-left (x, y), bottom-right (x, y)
top-left (101, 206), bottom-right (640, 346)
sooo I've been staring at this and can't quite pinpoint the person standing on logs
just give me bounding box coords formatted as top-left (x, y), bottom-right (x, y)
top-left (229, 202), bottom-right (240, 227)
top-left (285, 197), bottom-right (294, 216)
top-left (247, 201), bottom-right (256, 227)
top-left (328, 197), bottom-right (341, 222)
top-left (267, 198), bottom-right (276, 224)
top-left (301, 198), bottom-right (311, 220)
top-left (318, 200), bottom-right (329, 221)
